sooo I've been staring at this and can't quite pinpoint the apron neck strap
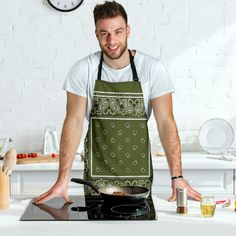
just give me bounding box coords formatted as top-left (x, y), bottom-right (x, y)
top-left (97, 50), bottom-right (139, 81)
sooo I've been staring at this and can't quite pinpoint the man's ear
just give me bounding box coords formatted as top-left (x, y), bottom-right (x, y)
top-left (127, 25), bottom-right (131, 38)
top-left (95, 29), bottom-right (98, 39)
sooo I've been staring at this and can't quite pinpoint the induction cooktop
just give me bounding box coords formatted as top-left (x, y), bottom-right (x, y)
top-left (20, 195), bottom-right (157, 221)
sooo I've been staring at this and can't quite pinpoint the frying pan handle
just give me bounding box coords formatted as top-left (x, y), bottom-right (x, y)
top-left (71, 178), bottom-right (99, 193)
top-left (71, 203), bottom-right (99, 212)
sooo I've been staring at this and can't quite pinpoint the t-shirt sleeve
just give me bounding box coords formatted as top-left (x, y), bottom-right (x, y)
top-left (62, 59), bottom-right (88, 97)
top-left (150, 60), bottom-right (175, 100)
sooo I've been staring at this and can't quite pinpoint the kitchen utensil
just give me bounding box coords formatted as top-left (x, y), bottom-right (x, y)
top-left (198, 118), bottom-right (234, 154)
top-left (0, 138), bottom-right (8, 157)
top-left (207, 150), bottom-right (236, 161)
top-left (0, 166), bottom-right (10, 210)
top-left (71, 178), bottom-right (150, 204)
top-left (2, 148), bottom-right (17, 176)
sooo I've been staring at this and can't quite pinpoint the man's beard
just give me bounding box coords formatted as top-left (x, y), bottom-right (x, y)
top-left (101, 41), bottom-right (128, 60)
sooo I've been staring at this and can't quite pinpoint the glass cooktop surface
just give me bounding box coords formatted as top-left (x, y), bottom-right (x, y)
top-left (20, 195), bottom-right (157, 221)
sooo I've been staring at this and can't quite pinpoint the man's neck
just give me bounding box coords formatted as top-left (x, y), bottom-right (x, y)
top-left (103, 49), bottom-right (130, 69)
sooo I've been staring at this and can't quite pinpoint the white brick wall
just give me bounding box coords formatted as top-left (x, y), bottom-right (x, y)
top-left (0, 0), bottom-right (236, 152)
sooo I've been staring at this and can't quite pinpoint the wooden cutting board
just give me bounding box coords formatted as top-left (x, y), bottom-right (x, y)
top-left (16, 153), bottom-right (59, 164)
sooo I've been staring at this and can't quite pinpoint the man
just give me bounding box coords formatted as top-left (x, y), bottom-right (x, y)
top-left (34, 1), bottom-right (201, 204)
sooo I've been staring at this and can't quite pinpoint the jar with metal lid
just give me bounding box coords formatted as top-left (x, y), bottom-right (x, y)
top-left (176, 187), bottom-right (188, 214)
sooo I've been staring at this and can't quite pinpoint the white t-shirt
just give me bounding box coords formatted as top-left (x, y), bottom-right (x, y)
top-left (63, 50), bottom-right (174, 120)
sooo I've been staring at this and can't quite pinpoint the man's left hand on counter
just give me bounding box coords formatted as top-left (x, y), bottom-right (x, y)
top-left (168, 177), bottom-right (202, 202)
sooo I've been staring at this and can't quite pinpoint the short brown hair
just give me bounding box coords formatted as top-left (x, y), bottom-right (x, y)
top-left (93, 1), bottom-right (128, 25)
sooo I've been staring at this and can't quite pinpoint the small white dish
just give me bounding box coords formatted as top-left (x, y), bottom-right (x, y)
top-left (198, 118), bottom-right (234, 154)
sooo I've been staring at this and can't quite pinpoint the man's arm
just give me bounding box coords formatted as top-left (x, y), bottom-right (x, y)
top-left (34, 92), bottom-right (87, 204)
top-left (151, 93), bottom-right (201, 201)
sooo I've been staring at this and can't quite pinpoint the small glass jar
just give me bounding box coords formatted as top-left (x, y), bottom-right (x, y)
top-left (200, 195), bottom-right (216, 217)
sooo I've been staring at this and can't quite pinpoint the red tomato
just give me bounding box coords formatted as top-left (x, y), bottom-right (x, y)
top-left (17, 153), bottom-right (27, 159)
top-left (27, 153), bottom-right (37, 158)
top-left (32, 153), bottom-right (37, 158)
top-left (51, 153), bottom-right (57, 158)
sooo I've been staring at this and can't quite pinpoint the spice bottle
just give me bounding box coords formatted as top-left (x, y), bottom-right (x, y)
top-left (176, 187), bottom-right (188, 214)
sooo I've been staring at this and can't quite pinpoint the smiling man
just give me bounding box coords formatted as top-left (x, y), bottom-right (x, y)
top-left (34, 1), bottom-right (201, 204)
top-left (97, 15), bottom-right (128, 58)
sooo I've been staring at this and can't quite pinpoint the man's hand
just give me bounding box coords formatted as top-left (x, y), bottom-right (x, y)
top-left (168, 178), bottom-right (201, 202)
top-left (33, 180), bottom-right (73, 204)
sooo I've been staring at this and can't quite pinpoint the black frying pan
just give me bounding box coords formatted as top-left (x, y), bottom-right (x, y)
top-left (71, 178), bottom-right (150, 204)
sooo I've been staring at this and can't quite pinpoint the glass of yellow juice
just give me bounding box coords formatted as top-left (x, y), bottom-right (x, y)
top-left (200, 195), bottom-right (216, 217)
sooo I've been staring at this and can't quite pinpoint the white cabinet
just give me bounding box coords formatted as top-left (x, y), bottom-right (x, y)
top-left (184, 169), bottom-right (234, 194)
top-left (10, 169), bottom-right (84, 197)
top-left (153, 169), bottom-right (234, 196)
top-left (9, 153), bottom-right (236, 197)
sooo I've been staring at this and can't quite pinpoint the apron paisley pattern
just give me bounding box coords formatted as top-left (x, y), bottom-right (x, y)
top-left (83, 50), bottom-right (153, 196)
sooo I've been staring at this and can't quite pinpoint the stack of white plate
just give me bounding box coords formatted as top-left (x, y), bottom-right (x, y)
top-left (198, 118), bottom-right (234, 154)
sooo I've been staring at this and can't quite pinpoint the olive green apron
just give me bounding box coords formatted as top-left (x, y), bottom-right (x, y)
top-left (83, 50), bottom-right (153, 196)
